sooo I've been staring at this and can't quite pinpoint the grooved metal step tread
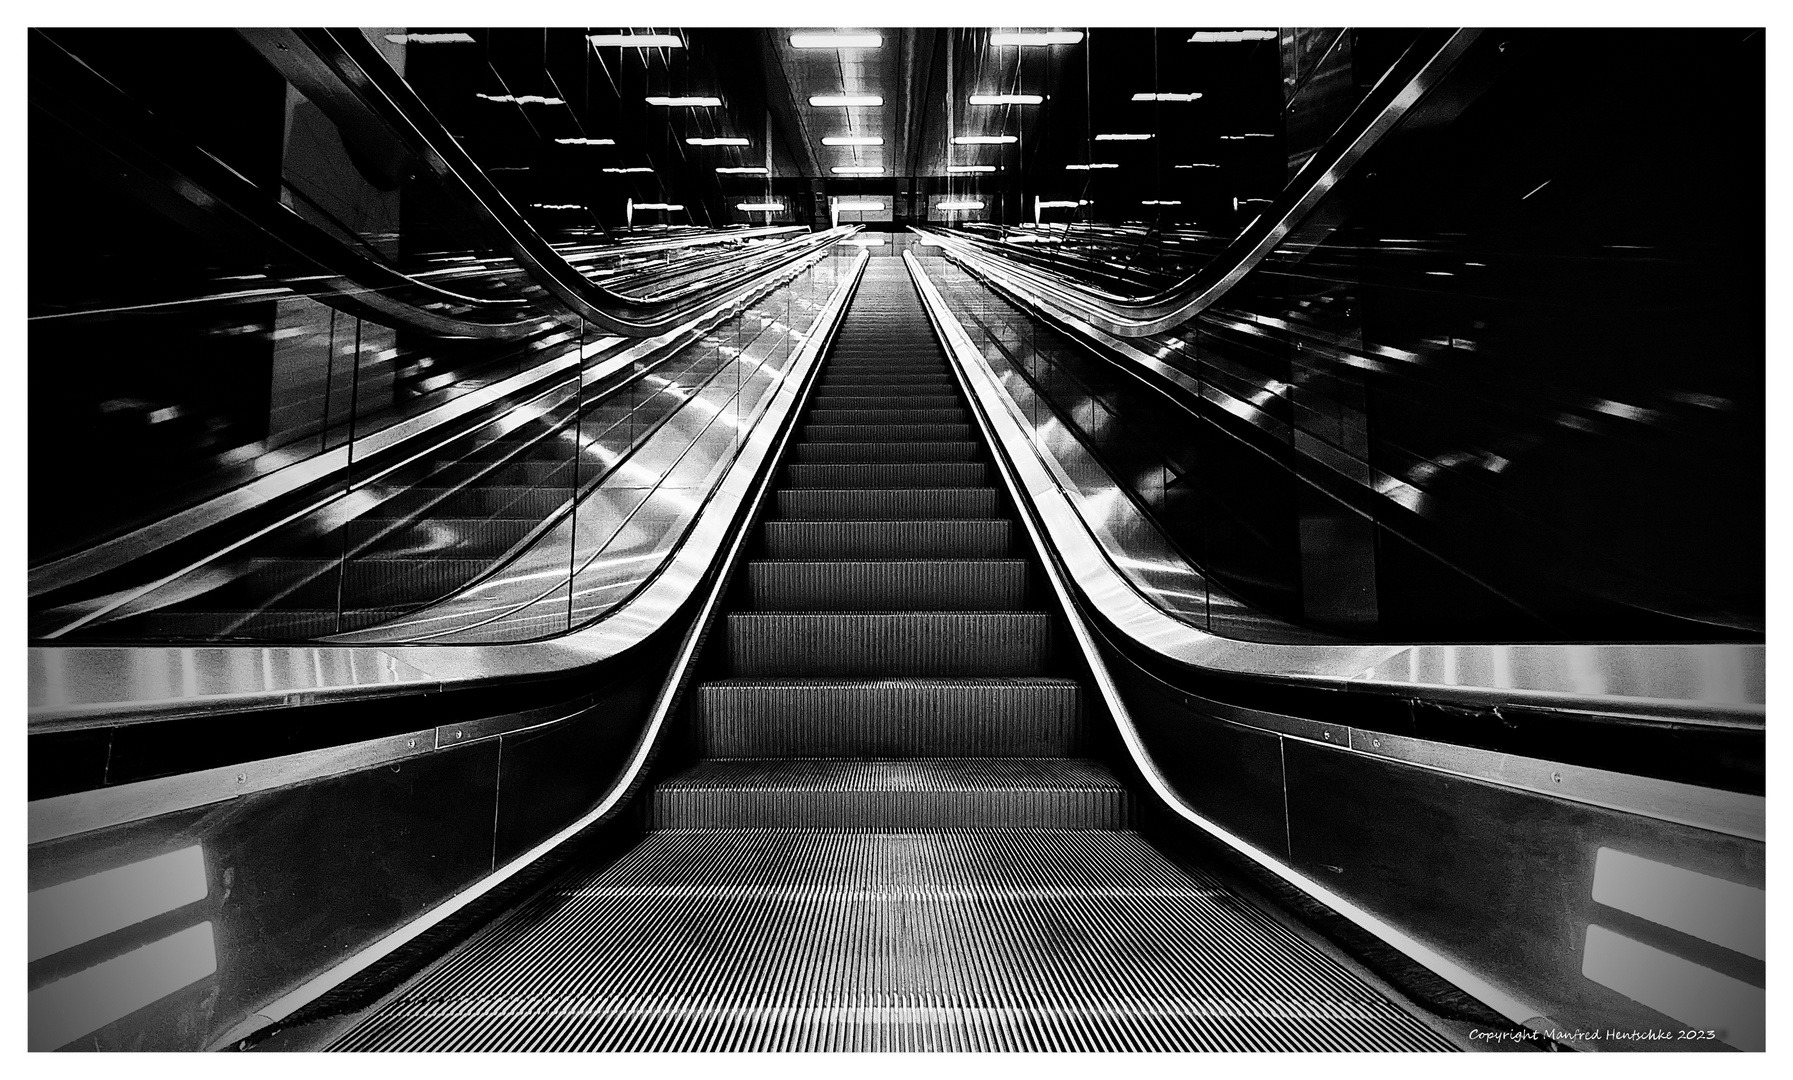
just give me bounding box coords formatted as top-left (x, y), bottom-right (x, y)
top-left (793, 441), bottom-right (981, 463)
top-left (809, 394), bottom-right (963, 409)
top-left (651, 758), bottom-right (1131, 829)
top-left (786, 462), bottom-right (988, 489)
top-left (805, 408), bottom-right (966, 425)
top-left (746, 559), bottom-right (1028, 611)
top-left (328, 828), bottom-right (1457, 1051)
top-left (761, 519), bottom-right (1013, 558)
top-left (695, 677), bottom-right (1080, 756)
top-left (802, 423), bottom-right (972, 442)
top-left (727, 611), bottom-right (1051, 676)
top-left (775, 488), bottom-right (1000, 521)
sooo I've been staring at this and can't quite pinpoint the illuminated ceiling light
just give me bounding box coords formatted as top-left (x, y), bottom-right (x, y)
top-left (555, 137), bottom-right (615, 145)
top-left (646, 95), bottom-right (722, 106)
top-left (1175, 162), bottom-right (1220, 169)
top-left (1037, 199), bottom-right (1088, 208)
top-left (1220, 133), bottom-right (1275, 139)
top-left (632, 202), bottom-right (684, 210)
top-left (947, 165), bottom-right (996, 173)
top-left (937, 200), bottom-right (986, 211)
top-left (386, 33), bottom-right (474, 44)
top-left (1141, 199), bottom-right (1183, 205)
top-left (686, 137), bottom-right (749, 146)
top-left (588, 33), bottom-right (684, 47)
top-left (810, 94), bottom-right (883, 107)
top-left (737, 201), bottom-right (785, 211)
top-left (790, 32), bottom-right (883, 48)
top-left (990, 31), bottom-right (1084, 46)
top-left (531, 203), bottom-right (584, 210)
top-left (477, 93), bottom-right (564, 105)
top-left (1189, 29), bottom-right (1278, 43)
top-left (969, 94), bottom-right (1043, 105)
top-left (834, 200), bottom-right (886, 210)
top-left (601, 167), bottom-right (654, 174)
top-left (1065, 163), bottom-right (1119, 170)
top-left (954, 135), bottom-right (1016, 144)
top-left (832, 165), bottom-right (884, 174)
top-left (822, 136), bottom-right (884, 146)
top-left (1133, 92), bottom-right (1203, 102)
top-left (1095, 133), bottom-right (1153, 141)
top-left (716, 166), bottom-right (769, 174)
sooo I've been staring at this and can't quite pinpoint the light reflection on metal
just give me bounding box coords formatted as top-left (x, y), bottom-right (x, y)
top-left (588, 33), bottom-right (684, 48)
top-left (385, 33), bottom-right (475, 44)
top-left (554, 137), bottom-right (615, 145)
top-left (990, 30), bottom-right (1083, 46)
top-left (1188, 30), bottom-right (1277, 43)
top-left (476, 93), bottom-right (564, 105)
top-left (645, 95), bottom-right (722, 107)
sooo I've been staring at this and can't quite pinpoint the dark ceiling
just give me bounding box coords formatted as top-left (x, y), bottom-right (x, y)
top-left (395, 27), bottom-right (1288, 230)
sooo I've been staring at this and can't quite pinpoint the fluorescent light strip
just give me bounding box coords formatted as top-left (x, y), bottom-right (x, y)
top-left (646, 95), bottom-right (721, 107)
top-left (969, 94), bottom-right (1043, 105)
top-left (810, 94), bottom-right (882, 107)
top-left (385, 33), bottom-right (474, 44)
top-left (833, 200), bottom-right (886, 210)
top-left (588, 33), bottom-right (683, 47)
top-left (1141, 199), bottom-right (1183, 205)
top-left (686, 137), bottom-right (748, 146)
top-left (1189, 30), bottom-right (1278, 43)
top-left (948, 165), bottom-right (996, 173)
top-left (954, 135), bottom-right (1016, 144)
top-left (29, 847), bottom-right (208, 963)
top-left (1037, 199), bottom-right (1090, 208)
top-left (790, 32), bottom-right (883, 49)
top-left (1095, 133), bottom-right (1153, 140)
top-left (715, 166), bottom-right (769, 174)
top-left (832, 166), bottom-right (883, 174)
top-left (1065, 163), bottom-right (1119, 170)
top-left (531, 203), bottom-right (585, 209)
top-left (1220, 133), bottom-right (1275, 139)
top-left (555, 137), bottom-right (615, 145)
top-left (1133, 92), bottom-right (1203, 102)
top-left (736, 202), bottom-right (784, 211)
top-left (822, 136), bottom-right (884, 146)
top-left (1175, 162), bottom-right (1220, 168)
top-left (991, 31), bottom-right (1084, 46)
top-left (476, 93), bottom-right (564, 105)
top-left (632, 203), bottom-right (684, 210)
top-left (937, 201), bottom-right (986, 211)
top-left (601, 167), bottom-right (654, 174)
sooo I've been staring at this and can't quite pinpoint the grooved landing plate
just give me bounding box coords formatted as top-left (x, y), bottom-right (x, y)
top-left (330, 829), bottom-right (1456, 1052)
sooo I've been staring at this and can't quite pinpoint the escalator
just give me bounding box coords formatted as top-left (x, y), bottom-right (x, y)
top-left (314, 253), bottom-right (1462, 1052)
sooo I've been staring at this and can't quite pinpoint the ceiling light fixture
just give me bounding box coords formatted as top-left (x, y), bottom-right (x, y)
top-left (969, 94), bottom-right (1043, 105)
top-left (1037, 199), bottom-right (1090, 208)
top-left (555, 137), bottom-right (616, 145)
top-left (831, 165), bottom-right (884, 174)
top-left (737, 202), bottom-right (784, 211)
top-left (1132, 92), bottom-right (1203, 102)
top-left (588, 33), bottom-right (684, 47)
top-left (954, 135), bottom-right (1016, 144)
top-left (1220, 133), bottom-right (1275, 139)
top-left (531, 203), bottom-right (584, 210)
top-left (477, 93), bottom-right (564, 105)
top-left (1175, 162), bottom-right (1220, 168)
top-left (1095, 133), bottom-right (1153, 140)
top-left (947, 165), bottom-right (996, 173)
top-left (646, 95), bottom-right (722, 106)
top-left (686, 137), bottom-right (749, 146)
top-left (937, 200), bottom-right (986, 211)
top-left (1065, 163), bottom-right (1119, 170)
top-left (601, 167), bottom-right (655, 174)
top-left (1141, 199), bottom-right (1183, 205)
top-left (386, 32), bottom-right (474, 44)
top-left (1189, 30), bottom-right (1277, 43)
top-left (632, 202), bottom-right (685, 210)
top-left (716, 166), bottom-right (769, 174)
top-left (790, 32), bottom-right (883, 48)
top-left (809, 94), bottom-right (883, 107)
top-left (990, 31), bottom-right (1084, 46)
top-left (822, 136), bottom-right (884, 146)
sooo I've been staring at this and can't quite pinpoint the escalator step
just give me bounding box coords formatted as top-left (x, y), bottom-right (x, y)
top-left (761, 519), bottom-right (1013, 559)
top-left (651, 759), bottom-right (1130, 829)
top-left (693, 678), bottom-right (1081, 756)
top-left (747, 559), bottom-right (1028, 611)
top-left (727, 611), bottom-right (1051, 676)
top-left (802, 423), bottom-right (972, 442)
top-left (809, 394), bottom-right (962, 409)
top-left (775, 487), bottom-right (999, 520)
top-left (804, 408), bottom-right (966, 425)
top-left (793, 441), bottom-right (980, 463)
top-left (785, 463), bottom-right (988, 489)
